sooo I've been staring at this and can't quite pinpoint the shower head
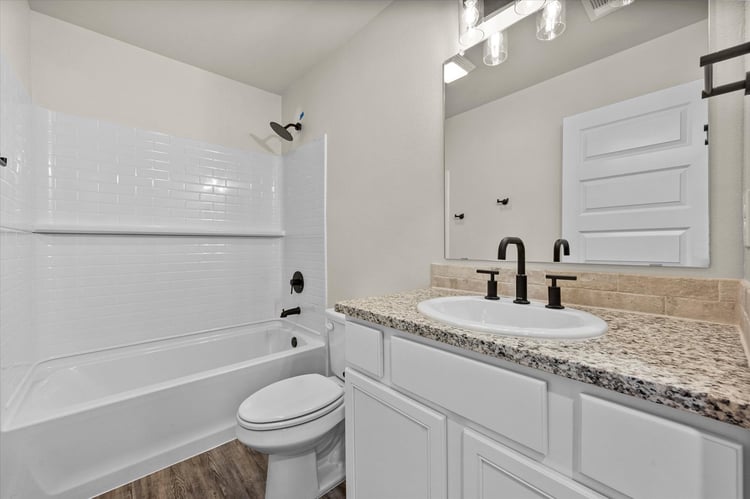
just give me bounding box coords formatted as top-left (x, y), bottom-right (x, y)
top-left (270, 121), bottom-right (302, 141)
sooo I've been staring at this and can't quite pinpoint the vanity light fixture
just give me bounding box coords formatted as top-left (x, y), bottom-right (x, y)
top-left (444, 54), bottom-right (476, 83)
top-left (536, 0), bottom-right (566, 41)
top-left (483, 30), bottom-right (508, 66)
top-left (514, 0), bottom-right (546, 16)
top-left (459, 0), bottom-right (484, 47)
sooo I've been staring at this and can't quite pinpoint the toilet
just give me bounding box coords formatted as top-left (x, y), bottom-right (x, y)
top-left (236, 309), bottom-right (347, 499)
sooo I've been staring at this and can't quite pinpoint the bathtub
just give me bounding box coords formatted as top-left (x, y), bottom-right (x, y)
top-left (0, 320), bottom-right (326, 499)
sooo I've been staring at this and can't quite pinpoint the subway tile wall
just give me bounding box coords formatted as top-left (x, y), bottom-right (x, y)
top-left (0, 56), bottom-right (33, 231)
top-left (35, 235), bottom-right (282, 358)
top-left (0, 57), bottom-right (34, 412)
top-left (34, 109), bottom-right (282, 231)
top-left (0, 229), bottom-right (35, 410)
top-left (282, 137), bottom-right (327, 334)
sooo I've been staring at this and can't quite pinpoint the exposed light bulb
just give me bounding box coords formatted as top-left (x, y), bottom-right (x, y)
top-left (483, 31), bottom-right (508, 66)
top-left (463, 0), bottom-right (480, 26)
top-left (459, 0), bottom-right (484, 46)
top-left (536, 0), bottom-right (566, 41)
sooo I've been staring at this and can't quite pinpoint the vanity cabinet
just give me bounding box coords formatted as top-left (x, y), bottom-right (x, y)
top-left (344, 319), bottom-right (747, 499)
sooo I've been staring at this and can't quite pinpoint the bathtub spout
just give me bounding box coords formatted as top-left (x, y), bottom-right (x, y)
top-left (280, 307), bottom-right (301, 318)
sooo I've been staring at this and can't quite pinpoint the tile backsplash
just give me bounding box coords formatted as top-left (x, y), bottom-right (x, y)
top-left (432, 264), bottom-right (739, 325)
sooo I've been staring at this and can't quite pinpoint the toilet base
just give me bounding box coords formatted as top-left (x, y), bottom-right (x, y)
top-left (261, 421), bottom-right (345, 499)
top-left (266, 451), bottom-right (318, 499)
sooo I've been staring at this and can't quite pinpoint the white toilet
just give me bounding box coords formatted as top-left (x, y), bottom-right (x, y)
top-left (236, 309), bottom-right (347, 499)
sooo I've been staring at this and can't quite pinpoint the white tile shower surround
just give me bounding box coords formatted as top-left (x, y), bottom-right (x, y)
top-left (34, 107), bottom-right (282, 232)
top-left (0, 56), bottom-right (34, 412)
top-left (282, 138), bottom-right (327, 334)
top-left (0, 56), bottom-right (33, 231)
top-left (0, 228), bottom-right (34, 410)
top-left (0, 57), bottom-right (327, 422)
top-left (34, 235), bottom-right (282, 359)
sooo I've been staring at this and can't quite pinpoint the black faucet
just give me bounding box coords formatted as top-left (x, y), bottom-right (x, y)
top-left (280, 307), bottom-right (301, 318)
top-left (498, 236), bottom-right (529, 304)
top-left (553, 238), bottom-right (570, 262)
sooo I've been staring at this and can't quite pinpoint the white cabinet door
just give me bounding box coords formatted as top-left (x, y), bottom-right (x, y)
top-left (345, 369), bottom-right (447, 499)
top-left (562, 79), bottom-right (708, 266)
top-left (579, 395), bottom-right (742, 499)
top-left (463, 428), bottom-right (603, 499)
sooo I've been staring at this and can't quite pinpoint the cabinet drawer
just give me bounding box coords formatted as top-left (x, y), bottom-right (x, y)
top-left (579, 395), bottom-right (742, 499)
top-left (464, 428), bottom-right (602, 499)
top-left (345, 321), bottom-right (383, 378)
top-left (391, 336), bottom-right (548, 454)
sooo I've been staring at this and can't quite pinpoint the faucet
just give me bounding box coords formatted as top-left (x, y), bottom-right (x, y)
top-left (280, 307), bottom-right (301, 318)
top-left (553, 238), bottom-right (570, 262)
top-left (498, 236), bottom-right (529, 304)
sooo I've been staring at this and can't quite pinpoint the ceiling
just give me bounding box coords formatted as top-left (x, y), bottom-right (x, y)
top-left (29, 0), bottom-right (393, 95)
top-left (446, 0), bottom-right (708, 117)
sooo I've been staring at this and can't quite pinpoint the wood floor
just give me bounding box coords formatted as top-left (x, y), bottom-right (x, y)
top-left (96, 440), bottom-right (346, 499)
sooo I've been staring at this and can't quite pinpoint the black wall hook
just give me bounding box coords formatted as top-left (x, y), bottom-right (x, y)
top-left (497, 198), bottom-right (509, 205)
top-left (454, 213), bottom-right (465, 220)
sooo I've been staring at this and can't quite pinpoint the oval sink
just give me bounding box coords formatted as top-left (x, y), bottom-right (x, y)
top-left (417, 296), bottom-right (607, 340)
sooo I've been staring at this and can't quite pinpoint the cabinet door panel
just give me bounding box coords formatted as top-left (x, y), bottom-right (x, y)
top-left (391, 336), bottom-right (548, 454)
top-left (579, 394), bottom-right (742, 499)
top-left (463, 428), bottom-right (603, 499)
top-left (345, 369), bottom-right (447, 499)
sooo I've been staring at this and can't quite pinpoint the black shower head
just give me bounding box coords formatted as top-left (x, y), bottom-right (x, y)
top-left (270, 121), bottom-right (302, 141)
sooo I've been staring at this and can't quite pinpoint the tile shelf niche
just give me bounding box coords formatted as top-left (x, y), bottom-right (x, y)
top-left (31, 224), bottom-right (285, 237)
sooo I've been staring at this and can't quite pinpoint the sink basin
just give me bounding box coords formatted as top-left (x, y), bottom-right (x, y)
top-left (417, 296), bottom-right (607, 339)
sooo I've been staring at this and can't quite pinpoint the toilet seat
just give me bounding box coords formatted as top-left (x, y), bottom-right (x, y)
top-left (238, 397), bottom-right (343, 431)
top-left (237, 374), bottom-right (344, 431)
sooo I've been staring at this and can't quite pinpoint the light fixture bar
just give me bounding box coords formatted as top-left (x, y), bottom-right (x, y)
top-left (471, 1), bottom-right (540, 47)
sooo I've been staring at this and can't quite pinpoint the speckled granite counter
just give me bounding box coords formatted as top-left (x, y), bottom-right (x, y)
top-left (335, 288), bottom-right (750, 429)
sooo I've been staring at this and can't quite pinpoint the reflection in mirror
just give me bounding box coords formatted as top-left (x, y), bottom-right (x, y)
top-left (445, 0), bottom-right (708, 266)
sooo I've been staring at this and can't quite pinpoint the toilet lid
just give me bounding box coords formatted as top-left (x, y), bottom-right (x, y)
top-left (238, 374), bottom-right (343, 425)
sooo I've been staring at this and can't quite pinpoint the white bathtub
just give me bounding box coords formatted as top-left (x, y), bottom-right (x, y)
top-left (0, 320), bottom-right (326, 499)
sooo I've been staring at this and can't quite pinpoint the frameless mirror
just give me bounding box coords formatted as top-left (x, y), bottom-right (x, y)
top-left (445, 0), bottom-right (708, 266)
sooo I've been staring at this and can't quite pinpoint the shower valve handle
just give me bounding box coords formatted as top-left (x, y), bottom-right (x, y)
top-left (290, 271), bottom-right (304, 294)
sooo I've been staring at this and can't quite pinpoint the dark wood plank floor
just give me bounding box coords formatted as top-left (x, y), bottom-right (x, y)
top-left (96, 440), bottom-right (346, 499)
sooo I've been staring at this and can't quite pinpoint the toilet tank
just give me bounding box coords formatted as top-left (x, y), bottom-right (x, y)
top-left (325, 309), bottom-right (346, 380)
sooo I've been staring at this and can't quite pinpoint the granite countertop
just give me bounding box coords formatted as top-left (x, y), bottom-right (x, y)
top-left (335, 288), bottom-right (750, 429)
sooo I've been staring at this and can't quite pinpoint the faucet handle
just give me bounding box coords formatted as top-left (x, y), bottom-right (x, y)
top-left (290, 271), bottom-right (304, 295)
top-left (545, 274), bottom-right (577, 286)
top-left (545, 274), bottom-right (577, 309)
top-left (476, 269), bottom-right (499, 279)
top-left (476, 269), bottom-right (500, 300)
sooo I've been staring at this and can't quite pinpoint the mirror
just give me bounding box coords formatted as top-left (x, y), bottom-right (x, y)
top-left (445, 0), bottom-right (708, 265)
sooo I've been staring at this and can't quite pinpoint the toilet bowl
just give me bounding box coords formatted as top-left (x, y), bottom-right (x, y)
top-left (236, 310), bottom-right (347, 499)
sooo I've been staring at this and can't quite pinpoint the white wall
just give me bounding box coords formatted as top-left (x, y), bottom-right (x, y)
top-left (282, 0), bottom-right (458, 305)
top-left (0, 0), bottom-right (31, 90)
top-left (30, 11), bottom-right (282, 155)
top-left (285, 0), bottom-right (746, 301)
top-left (446, 21), bottom-right (707, 263)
